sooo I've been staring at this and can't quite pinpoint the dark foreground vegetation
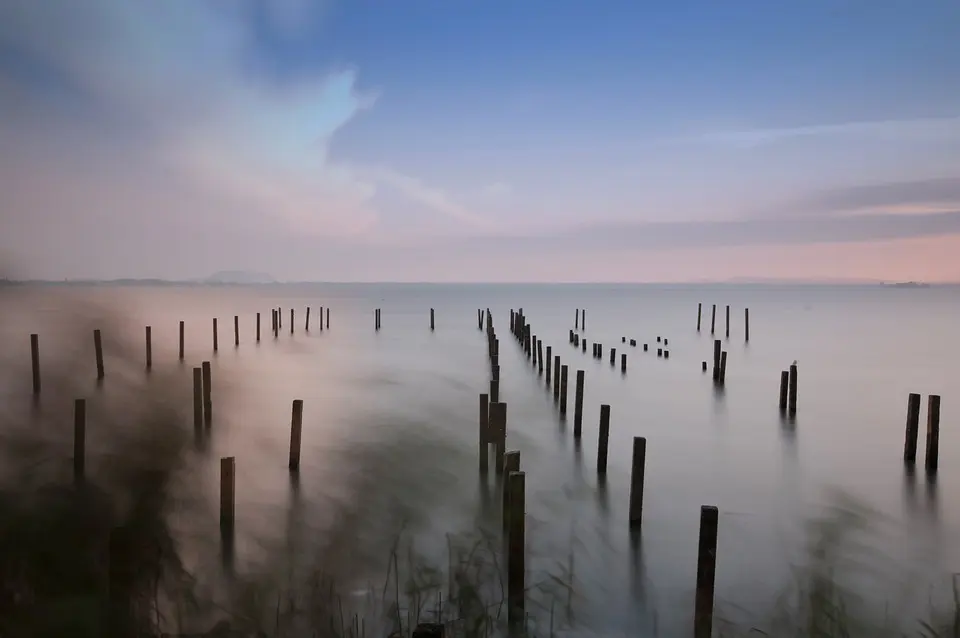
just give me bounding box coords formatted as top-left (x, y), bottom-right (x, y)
top-left (0, 294), bottom-right (958, 637)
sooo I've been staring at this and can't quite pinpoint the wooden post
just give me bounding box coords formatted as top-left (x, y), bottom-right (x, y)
top-left (430, 308), bottom-right (435, 331)
top-left (492, 364), bottom-right (500, 382)
top-left (94, 329), bottom-right (105, 380)
top-left (725, 305), bottom-right (730, 338)
top-left (325, 307), bottom-right (329, 329)
top-left (597, 404), bottom-right (610, 475)
top-left (710, 304), bottom-right (716, 335)
top-left (220, 457), bottom-right (235, 529)
top-left (289, 399), bottom-right (303, 472)
top-left (256, 313), bottom-right (261, 342)
top-left (582, 339), bottom-right (587, 353)
top-left (30, 334), bottom-right (40, 395)
top-left (582, 309), bottom-right (586, 331)
top-left (272, 310), bottom-right (276, 336)
top-left (290, 308), bottom-right (294, 335)
top-left (658, 348), bottom-right (662, 358)
top-left (212, 318), bottom-right (219, 352)
top-left (278, 307), bottom-right (282, 329)
top-left (145, 326), bottom-right (152, 369)
top-left (575, 309), bottom-right (579, 330)
top-left (545, 346), bottom-right (552, 385)
top-left (178, 321), bottom-right (185, 360)
top-left (202, 361), bottom-right (212, 425)
top-left (74, 398), bottom-right (86, 481)
top-left (712, 340), bottom-right (721, 381)
top-left (553, 356), bottom-right (561, 401)
top-left (573, 370), bottom-right (585, 438)
top-left (610, 347), bottom-right (616, 366)
top-left (621, 353), bottom-right (627, 373)
top-left (479, 394), bottom-right (489, 474)
top-left (537, 340), bottom-right (544, 373)
top-left (903, 393), bottom-right (922, 463)
top-left (193, 367), bottom-right (203, 433)
top-left (479, 309), bottom-right (484, 330)
top-left (697, 303), bottom-right (702, 332)
top-left (305, 307), bottom-right (310, 332)
top-left (490, 377), bottom-right (499, 404)
top-left (490, 402), bottom-right (507, 474)
top-left (507, 470), bottom-right (526, 631)
top-left (629, 437), bottom-right (646, 527)
top-left (744, 308), bottom-right (750, 342)
top-left (694, 505), bottom-right (719, 638)
top-left (234, 316), bottom-right (239, 347)
top-left (560, 365), bottom-right (569, 415)
top-left (719, 351), bottom-right (727, 385)
top-left (319, 306), bottom-right (324, 332)
top-left (788, 363), bottom-right (798, 415)
top-left (502, 451), bottom-right (520, 531)
top-left (925, 394), bottom-right (941, 473)
top-left (779, 371), bottom-right (789, 411)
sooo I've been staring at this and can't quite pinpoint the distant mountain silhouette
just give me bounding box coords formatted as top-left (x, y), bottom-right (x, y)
top-left (201, 271), bottom-right (276, 284)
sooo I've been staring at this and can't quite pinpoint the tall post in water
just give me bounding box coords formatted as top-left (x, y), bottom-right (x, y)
top-left (212, 318), bottom-right (219, 352)
top-left (256, 313), bottom-right (261, 342)
top-left (145, 326), bottom-right (152, 370)
top-left (575, 309), bottom-right (579, 330)
top-left (325, 307), bottom-right (329, 329)
top-left (179, 321), bottom-right (185, 360)
top-left (694, 506), bottom-right (719, 638)
top-left (305, 307), bottom-right (310, 332)
top-left (553, 356), bottom-right (561, 401)
top-left (560, 365), bottom-right (569, 415)
top-left (744, 308), bottom-right (750, 342)
top-left (30, 334), bottom-right (40, 395)
top-left (697, 303), bottom-right (702, 332)
top-left (94, 329), bottom-right (105, 380)
top-left (779, 371), bottom-right (789, 412)
top-left (582, 309), bottom-right (586, 331)
top-left (788, 363), bottom-right (798, 415)
top-left (220, 457), bottom-right (235, 530)
top-left (288, 399), bottom-right (303, 472)
top-left (573, 370), bottom-right (585, 439)
top-left (710, 304), bottom-right (716, 335)
top-left (430, 308), bottom-right (435, 331)
top-left (479, 394), bottom-right (489, 474)
top-left (290, 308), bottom-right (294, 335)
top-left (234, 316), bottom-right (239, 347)
top-left (597, 405), bottom-right (611, 476)
top-left (712, 340), bottom-right (721, 382)
top-left (903, 393), bottom-right (921, 463)
top-left (925, 394), bottom-right (941, 474)
top-left (545, 346), bottom-right (553, 385)
top-left (628, 437), bottom-right (646, 527)
top-left (507, 471), bottom-right (526, 631)
top-left (725, 305), bottom-right (730, 339)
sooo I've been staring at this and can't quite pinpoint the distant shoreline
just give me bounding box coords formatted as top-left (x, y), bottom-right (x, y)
top-left (0, 279), bottom-right (952, 287)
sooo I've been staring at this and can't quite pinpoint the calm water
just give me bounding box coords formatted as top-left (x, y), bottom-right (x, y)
top-left (2, 283), bottom-right (959, 635)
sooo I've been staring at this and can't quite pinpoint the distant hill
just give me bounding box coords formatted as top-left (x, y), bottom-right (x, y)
top-left (201, 271), bottom-right (276, 284)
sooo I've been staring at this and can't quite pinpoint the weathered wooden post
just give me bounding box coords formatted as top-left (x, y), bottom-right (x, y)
top-left (220, 457), bottom-right (235, 530)
top-left (289, 399), bottom-right (303, 472)
top-left (94, 329), bottom-right (105, 380)
top-left (779, 371), bottom-right (789, 411)
top-left (537, 340), bottom-right (544, 374)
top-left (145, 326), bottom-right (152, 369)
top-left (697, 303), bottom-right (702, 332)
top-left (272, 310), bottom-right (277, 336)
top-left (553, 356), bottom-right (561, 401)
top-left (234, 316), bottom-right (239, 347)
top-left (574, 370), bottom-right (585, 439)
top-left (479, 394), bottom-right (489, 474)
top-left (712, 340), bottom-right (721, 381)
top-left (582, 309), bottom-right (586, 331)
top-left (710, 304), bottom-right (716, 335)
top-left (256, 313), bottom-right (261, 342)
top-left (507, 470), bottom-right (526, 631)
top-left (925, 395), bottom-right (941, 473)
top-left (744, 308), bottom-right (750, 342)
top-left (305, 307), bottom-right (310, 332)
top-left (74, 398), bottom-right (86, 481)
top-left (179, 321), bottom-right (185, 360)
top-left (719, 351), bottom-right (727, 385)
top-left (575, 309), bottom-right (579, 330)
top-left (490, 402), bottom-right (507, 474)
top-left (278, 307), bottom-right (282, 329)
top-left (788, 363), bottom-right (798, 415)
top-left (560, 365), bottom-right (569, 415)
top-left (325, 307), bottom-right (329, 329)
top-left (193, 367), bottom-right (203, 433)
top-left (629, 437), bottom-right (646, 527)
top-left (213, 318), bottom-right (219, 352)
top-left (290, 308), bottom-right (294, 335)
top-left (621, 353), bottom-right (627, 373)
top-left (490, 377), bottom-right (499, 404)
top-left (202, 361), bottom-right (212, 425)
top-left (657, 347), bottom-right (662, 358)
top-left (597, 404), bottom-right (610, 476)
top-left (480, 309), bottom-right (485, 330)
top-left (545, 346), bottom-right (553, 385)
top-left (725, 305), bottom-right (730, 338)
top-left (30, 334), bottom-right (40, 395)
top-left (430, 308), bottom-right (435, 331)
top-left (610, 347), bottom-right (616, 366)
top-left (694, 506), bottom-right (719, 638)
top-left (492, 364), bottom-right (500, 382)
top-left (319, 306), bottom-right (324, 332)
top-left (582, 339), bottom-right (587, 353)
top-left (502, 451), bottom-right (520, 532)
top-left (903, 393), bottom-right (922, 464)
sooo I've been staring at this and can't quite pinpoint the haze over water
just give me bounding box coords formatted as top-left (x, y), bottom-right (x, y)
top-left (2, 282), bottom-right (957, 635)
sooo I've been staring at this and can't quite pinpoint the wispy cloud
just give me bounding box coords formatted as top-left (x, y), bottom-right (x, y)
top-left (770, 176), bottom-right (960, 218)
top-left (682, 116), bottom-right (960, 149)
top-left (366, 167), bottom-right (495, 231)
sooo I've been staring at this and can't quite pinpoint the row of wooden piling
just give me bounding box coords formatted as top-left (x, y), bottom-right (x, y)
top-left (697, 302), bottom-right (749, 342)
top-left (511, 307), bottom-right (719, 635)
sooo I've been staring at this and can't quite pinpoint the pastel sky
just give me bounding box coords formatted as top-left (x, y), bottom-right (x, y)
top-left (1, 0), bottom-right (959, 282)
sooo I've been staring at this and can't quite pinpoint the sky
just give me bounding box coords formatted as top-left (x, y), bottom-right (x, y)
top-left (1, 0), bottom-right (959, 282)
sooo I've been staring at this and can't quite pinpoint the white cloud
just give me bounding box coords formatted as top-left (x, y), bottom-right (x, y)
top-left (367, 167), bottom-right (496, 231)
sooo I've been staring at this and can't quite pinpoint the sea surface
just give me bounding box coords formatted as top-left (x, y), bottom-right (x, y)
top-left (1, 283), bottom-right (958, 636)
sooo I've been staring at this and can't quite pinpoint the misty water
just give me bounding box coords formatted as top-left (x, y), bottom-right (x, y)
top-left (2, 282), bottom-right (959, 636)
